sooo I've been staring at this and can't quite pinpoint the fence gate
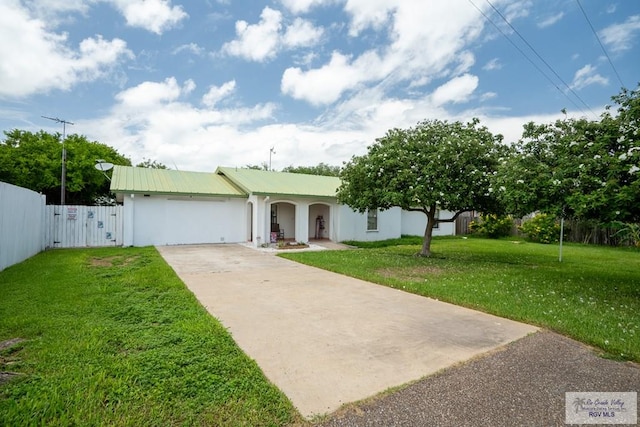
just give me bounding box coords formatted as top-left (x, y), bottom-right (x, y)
top-left (46, 205), bottom-right (123, 248)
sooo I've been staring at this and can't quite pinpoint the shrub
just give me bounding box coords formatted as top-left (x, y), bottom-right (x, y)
top-left (469, 214), bottom-right (513, 238)
top-left (519, 214), bottom-right (561, 244)
top-left (612, 222), bottom-right (640, 247)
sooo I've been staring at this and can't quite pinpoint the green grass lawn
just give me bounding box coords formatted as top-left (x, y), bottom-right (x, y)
top-left (281, 237), bottom-right (640, 362)
top-left (0, 247), bottom-right (300, 426)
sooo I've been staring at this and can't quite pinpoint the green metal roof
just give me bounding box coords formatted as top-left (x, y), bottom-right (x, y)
top-left (110, 166), bottom-right (246, 197)
top-left (216, 167), bottom-right (340, 198)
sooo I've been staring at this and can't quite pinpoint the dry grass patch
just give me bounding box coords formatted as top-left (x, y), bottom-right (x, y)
top-left (88, 255), bottom-right (139, 267)
top-left (0, 338), bottom-right (26, 386)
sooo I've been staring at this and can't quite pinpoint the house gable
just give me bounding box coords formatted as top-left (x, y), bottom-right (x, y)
top-left (216, 167), bottom-right (340, 199)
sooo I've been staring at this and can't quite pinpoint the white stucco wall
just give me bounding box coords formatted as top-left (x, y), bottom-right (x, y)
top-left (335, 206), bottom-right (402, 242)
top-left (119, 192), bottom-right (458, 247)
top-left (123, 194), bottom-right (246, 246)
top-left (401, 210), bottom-right (456, 236)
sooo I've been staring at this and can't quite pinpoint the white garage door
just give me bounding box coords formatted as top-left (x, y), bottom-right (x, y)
top-left (132, 196), bottom-right (245, 246)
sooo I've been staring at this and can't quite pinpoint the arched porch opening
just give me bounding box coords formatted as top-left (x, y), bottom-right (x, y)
top-left (270, 201), bottom-right (296, 242)
top-left (309, 203), bottom-right (331, 241)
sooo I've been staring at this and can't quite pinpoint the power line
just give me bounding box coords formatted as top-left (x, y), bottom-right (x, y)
top-left (483, 0), bottom-right (597, 118)
top-left (575, 0), bottom-right (625, 89)
top-left (467, 0), bottom-right (587, 115)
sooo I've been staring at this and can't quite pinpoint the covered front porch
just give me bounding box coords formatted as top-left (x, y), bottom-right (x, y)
top-left (245, 196), bottom-right (336, 247)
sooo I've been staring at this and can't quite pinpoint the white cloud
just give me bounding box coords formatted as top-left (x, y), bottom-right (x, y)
top-left (172, 43), bottom-right (204, 56)
top-left (281, 50), bottom-right (388, 105)
top-left (599, 15), bottom-right (640, 53)
top-left (430, 74), bottom-right (479, 106)
top-left (344, 0), bottom-right (396, 36)
top-left (108, 0), bottom-right (187, 34)
top-left (503, 0), bottom-right (532, 22)
top-left (0, 2), bottom-right (132, 98)
top-left (21, 0), bottom-right (188, 33)
top-left (84, 77), bottom-right (278, 170)
top-left (283, 18), bottom-right (324, 47)
top-left (279, 0), bottom-right (333, 14)
top-left (86, 76), bottom-right (593, 173)
top-left (182, 79), bottom-right (196, 95)
top-left (222, 7), bottom-right (283, 62)
top-left (21, 0), bottom-right (89, 24)
top-left (202, 80), bottom-right (236, 108)
top-left (281, 0), bottom-right (486, 106)
top-left (483, 58), bottom-right (502, 71)
top-left (570, 64), bottom-right (609, 90)
top-left (537, 11), bottom-right (564, 28)
top-left (115, 77), bottom-right (185, 109)
top-left (222, 7), bottom-right (324, 62)
top-left (295, 51), bottom-right (319, 66)
top-left (480, 92), bottom-right (497, 101)
top-left (453, 51), bottom-right (475, 75)
top-left (316, 85), bottom-right (418, 132)
top-left (389, 0), bottom-right (483, 56)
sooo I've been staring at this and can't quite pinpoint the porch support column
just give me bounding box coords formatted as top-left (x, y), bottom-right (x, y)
top-left (247, 195), bottom-right (259, 247)
top-left (247, 195), bottom-right (269, 247)
top-left (296, 203), bottom-right (309, 243)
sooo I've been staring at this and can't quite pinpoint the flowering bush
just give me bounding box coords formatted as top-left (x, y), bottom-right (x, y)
top-left (519, 214), bottom-right (561, 243)
top-left (469, 214), bottom-right (513, 238)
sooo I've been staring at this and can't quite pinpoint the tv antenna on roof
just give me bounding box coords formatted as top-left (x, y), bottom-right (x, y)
top-left (269, 146), bottom-right (276, 171)
top-left (42, 116), bottom-right (74, 205)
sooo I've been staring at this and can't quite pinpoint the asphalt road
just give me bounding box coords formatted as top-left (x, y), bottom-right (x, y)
top-left (318, 330), bottom-right (640, 427)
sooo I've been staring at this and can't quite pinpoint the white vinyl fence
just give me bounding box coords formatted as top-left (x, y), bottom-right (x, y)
top-left (0, 182), bottom-right (46, 271)
top-left (45, 205), bottom-right (123, 248)
top-left (1, 182), bottom-right (124, 271)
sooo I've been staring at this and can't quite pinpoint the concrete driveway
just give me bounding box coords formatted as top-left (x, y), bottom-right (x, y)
top-left (157, 244), bottom-right (537, 418)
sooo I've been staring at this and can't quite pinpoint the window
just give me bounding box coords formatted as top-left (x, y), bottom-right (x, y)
top-left (367, 209), bottom-right (378, 231)
top-left (433, 209), bottom-right (440, 229)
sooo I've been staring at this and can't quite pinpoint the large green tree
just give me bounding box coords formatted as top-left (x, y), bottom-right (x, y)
top-left (245, 163), bottom-right (269, 171)
top-left (338, 119), bottom-right (505, 256)
top-left (0, 130), bottom-right (131, 205)
top-left (496, 85), bottom-right (640, 223)
top-left (282, 163), bottom-right (340, 176)
top-left (136, 158), bottom-right (168, 169)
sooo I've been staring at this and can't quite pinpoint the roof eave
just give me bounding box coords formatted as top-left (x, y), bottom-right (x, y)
top-left (251, 191), bottom-right (337, 199)
top-left (111, 190), bottom-right (247, 198)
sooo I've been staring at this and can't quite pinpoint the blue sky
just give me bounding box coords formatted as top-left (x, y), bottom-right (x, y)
top-left (1, 0), bottom-right (639, 172)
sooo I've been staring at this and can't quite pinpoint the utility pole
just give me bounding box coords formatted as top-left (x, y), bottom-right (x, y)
top-left (42, 116), bottom-right (74, 205)
top-left (269, 147), bottom-right (276, 171)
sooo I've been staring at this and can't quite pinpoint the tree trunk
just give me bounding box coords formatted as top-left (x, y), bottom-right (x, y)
top-left (420, 210), bottom-right (436, 257)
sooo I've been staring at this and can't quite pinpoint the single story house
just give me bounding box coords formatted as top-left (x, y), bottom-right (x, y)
top-left (110, 166), bottom-right (455, 247)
